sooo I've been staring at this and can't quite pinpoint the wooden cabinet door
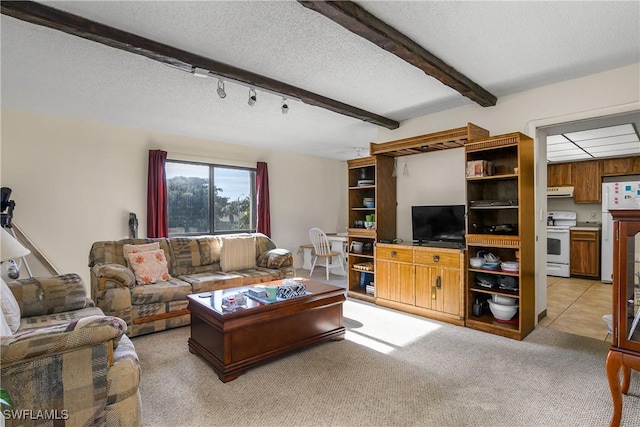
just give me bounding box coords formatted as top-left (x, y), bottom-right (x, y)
top-left (415, 265), bottom-right (433, 310)
top-left (547, 163), bottom-right (572, 187)
top-left (415, 266), bottom-right (461, 315)
top-left (375, 259), bottom-right (414, 304)
top-left (602, 157), bottom-right (640, 176)
top-left (570, 230), bottom-right (600, 277)
top-left (572, 160), bottom-right (602, 203)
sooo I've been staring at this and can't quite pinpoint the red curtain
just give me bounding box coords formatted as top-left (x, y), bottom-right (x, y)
top-left (256, 161), bottom-right (271, 237)
top-left (147, 150), bottom-right (169, 238)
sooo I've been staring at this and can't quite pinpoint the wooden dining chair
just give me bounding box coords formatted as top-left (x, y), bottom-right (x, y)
top-left (309, 228), bottom-right (345, 280)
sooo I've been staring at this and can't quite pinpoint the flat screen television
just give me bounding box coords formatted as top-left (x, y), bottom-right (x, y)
top-left (411, 205), bottom-right (466, 247)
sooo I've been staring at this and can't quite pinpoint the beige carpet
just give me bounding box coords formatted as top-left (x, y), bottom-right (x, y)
top-left (133, 299), bottom-right (640, 426)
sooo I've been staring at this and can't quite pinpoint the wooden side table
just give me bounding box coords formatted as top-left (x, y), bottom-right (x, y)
top-left (606, 350), bottom-right (640, 427)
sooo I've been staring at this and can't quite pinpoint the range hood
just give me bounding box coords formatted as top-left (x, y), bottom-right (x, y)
top-left (547, 186), bottom-right (574, 198)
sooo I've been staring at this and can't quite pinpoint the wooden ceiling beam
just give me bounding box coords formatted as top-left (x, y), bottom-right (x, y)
top-left (298, 0), bottom-right (497, 107)
top-left (1, 1), bottom-right (399, 130)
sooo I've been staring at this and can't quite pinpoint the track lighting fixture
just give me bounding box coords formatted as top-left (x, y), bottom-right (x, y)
top-left (217, 80), bottom-right (226, 99)
top-left (281, 98), bottom-right (289, 114)
top-left (248, 88), bottom-right (257, 106)
top-left (192, 67), bottom-right (209, 78)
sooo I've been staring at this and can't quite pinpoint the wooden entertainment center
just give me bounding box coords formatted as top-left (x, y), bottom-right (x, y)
top-left (347, 124), bottom-right (536, 340)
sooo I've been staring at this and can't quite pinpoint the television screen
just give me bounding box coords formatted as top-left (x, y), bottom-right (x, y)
top-left (411, 205), bottom-right (466, 246)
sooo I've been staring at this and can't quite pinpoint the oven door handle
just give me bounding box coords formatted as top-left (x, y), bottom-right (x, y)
top-left (547, 229), bottom-right (570, 234)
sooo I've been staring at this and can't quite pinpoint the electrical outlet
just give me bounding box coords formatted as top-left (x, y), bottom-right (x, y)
top-left (590, 212), bottom-right (597, 219)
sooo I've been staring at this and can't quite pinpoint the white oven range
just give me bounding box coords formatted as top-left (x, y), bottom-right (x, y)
top-left (547, 211), bottom-right (577, 278)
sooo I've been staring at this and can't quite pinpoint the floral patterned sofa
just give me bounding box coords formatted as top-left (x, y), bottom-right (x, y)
top-left (1, 274), bottom-right (141, 426)
top-left (88, 233), bottom-right (294, 337)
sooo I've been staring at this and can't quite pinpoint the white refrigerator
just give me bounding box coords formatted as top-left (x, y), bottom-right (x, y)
top-left (601, 181), bottom-right (640, 283)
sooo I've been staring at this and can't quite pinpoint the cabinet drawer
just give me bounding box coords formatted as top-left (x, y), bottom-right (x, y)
top-left (414, 250), bottom-right (460, 268)
top-left (376, 246), bottom-right (413, 263)
top-left (570, 230), bottom-right (598, 241)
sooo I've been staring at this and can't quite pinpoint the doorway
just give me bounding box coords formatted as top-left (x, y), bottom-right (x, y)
top-left (529, 105), bottom-right (640, 339)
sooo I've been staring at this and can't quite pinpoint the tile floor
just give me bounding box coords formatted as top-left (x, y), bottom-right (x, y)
top-left (540, 276), bottom-right (613, 341)
top-left (300, 269), bottom-right (613, 341)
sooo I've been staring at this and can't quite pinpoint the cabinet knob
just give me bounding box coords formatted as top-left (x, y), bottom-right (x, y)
top-left (391, 251), bottom-right (397, 257)
top-left (433, 255), bottom-right (440, 262)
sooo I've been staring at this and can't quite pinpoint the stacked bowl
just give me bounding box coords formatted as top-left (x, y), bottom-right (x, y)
top-left (487, 294), bottom-right (518, 321)
top-left (363, 197), bottom-right (375, 208)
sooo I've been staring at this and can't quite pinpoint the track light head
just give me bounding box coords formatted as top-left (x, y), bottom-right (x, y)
top-left (217, 80), bottom-right (226, 99)
top-left (192, 67), bottom-right (209, 78)
top-left (248, 88), bottom-right (257, 106)
top-left (281, 98), bottom-right (289, 114)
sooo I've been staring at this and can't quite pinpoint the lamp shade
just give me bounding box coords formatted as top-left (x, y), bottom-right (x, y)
top-left (0, 228), bottom-right (30, 262)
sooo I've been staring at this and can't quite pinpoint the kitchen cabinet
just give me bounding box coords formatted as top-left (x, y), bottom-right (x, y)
top-left (548, 156), bottom-right (640, 203)
top-left (375, 243), bottom-right (465, 325)
top-left (346, 156), bottom-right (396, 302)
top-left (603, 156), bottom-right (640, 177)
top-left (465, 132), bottom-right (535, 340)
top-left (572, 160), bottom-right (602, 203)
top-left (605, 210), bottom-right (640, 427)
top-left (570, 229), bottom-right (600, 278)
top-left (547, 163), bottom-right (572, 187)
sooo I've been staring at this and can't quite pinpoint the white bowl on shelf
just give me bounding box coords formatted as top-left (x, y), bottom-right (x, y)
top-left (487, 300), bottom-right (519, 321)
top-left (492, 294), bottom-right (517, 306)
top-left (470, 257), bottom-right (483, 268)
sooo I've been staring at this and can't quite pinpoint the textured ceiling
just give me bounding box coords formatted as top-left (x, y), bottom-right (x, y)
top-left (1, 1), bottom-right (639, 160)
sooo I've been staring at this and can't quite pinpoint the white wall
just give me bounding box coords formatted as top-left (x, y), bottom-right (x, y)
top-left (395, 149), bottom-right (466, 242)
top-left (376, 63), bottom-right (640, 319)
top-left (0, 109), bottom-right (347, 289)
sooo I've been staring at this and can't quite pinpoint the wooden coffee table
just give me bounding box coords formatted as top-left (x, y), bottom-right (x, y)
top-left (187, 279), bottom-right (346, 382)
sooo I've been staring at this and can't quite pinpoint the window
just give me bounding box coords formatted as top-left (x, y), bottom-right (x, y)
top-left (166, 161), bottom-right (256, 235)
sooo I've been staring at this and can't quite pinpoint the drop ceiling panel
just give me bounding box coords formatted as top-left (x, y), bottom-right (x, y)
top-left (547, 152), bottom-right (592, 162)
top-left (564, 124), bottom-right (637, 141)
top-left (547, 122), bottom-right (640, 163)
top-left (578, 135), bottom-right (640, 152)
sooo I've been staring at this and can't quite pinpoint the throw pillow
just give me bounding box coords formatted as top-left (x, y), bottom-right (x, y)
top-left (127, 249), bottom-right (171, 285)
top-left (123, 242), bottom-right (161, 259)
top-left (0, 278), bottom-right (21, 333)
top-left (0, 309), bottom-right (13, 336)
top-left (220, 236), bottom-right (256, 272)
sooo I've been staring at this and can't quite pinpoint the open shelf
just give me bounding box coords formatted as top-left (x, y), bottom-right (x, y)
top-left (370, 123), bottom-right (489, 157)
top-left (468, 206), bottom-right (519, 210)
top-left (466, 173), bottom-right (518, 181)
top-left (350, 255), bottom-right (374, 261)
top-left (465, 132), bottom-right (534, 340)
top-left (351, 268), bottom-right (374, 274)
top-left (347, 155), bottom-right (396, 299)
top-left (347, 288), bottom-right (375, 303)
top-left (466, 315), bottom-right (520, 333)
top-left (469, 287), bottom-right (520, 298)
top-left (468, 268), bottom-right (519, 277)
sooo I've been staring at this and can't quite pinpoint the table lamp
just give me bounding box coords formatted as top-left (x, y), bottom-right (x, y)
top-left (1, 228), bottom-right (30, 280)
